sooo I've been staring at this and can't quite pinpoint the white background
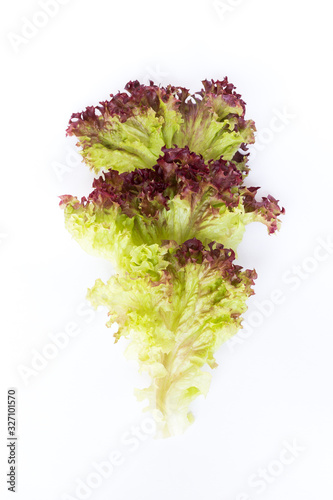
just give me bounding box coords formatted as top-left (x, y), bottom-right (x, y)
top-left (1, 0), bottom-right (333, 499)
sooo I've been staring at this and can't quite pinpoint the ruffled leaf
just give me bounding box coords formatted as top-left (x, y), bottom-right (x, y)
top-left (87, 239), bottom-right (257, 436)
top-left (60, 147), bottom-right (284, 272)
top-left (67, 79), bottom-right (255, 174)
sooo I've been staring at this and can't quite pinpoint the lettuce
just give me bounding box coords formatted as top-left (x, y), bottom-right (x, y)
top-left (67, 79), bottom-right (255, 175)
top-left (60, 147), bottom-right (284, 272)
top-left (61, 79), bottom-right (284, 437)
top-left (87, 239), bottom-right (256, 437)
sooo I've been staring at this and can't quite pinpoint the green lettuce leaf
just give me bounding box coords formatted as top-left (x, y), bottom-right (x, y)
top-left (87, 239), bottom-right (256, 437)
top-left (60, 148), bottom-right (284, 272)
top-left (67, 79), bottom-right (255, 175)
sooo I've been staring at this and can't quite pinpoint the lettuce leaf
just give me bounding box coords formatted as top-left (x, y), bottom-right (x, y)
top-left (87, 239), bottom-right (256, 437)
top-left (67, 79), bottom-right (255, 175)
top-left (60, 147), bottom-right (284, 272)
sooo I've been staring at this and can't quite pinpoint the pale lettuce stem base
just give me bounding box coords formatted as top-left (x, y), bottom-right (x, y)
top-left (152, 339), bottom-right (204, 438)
